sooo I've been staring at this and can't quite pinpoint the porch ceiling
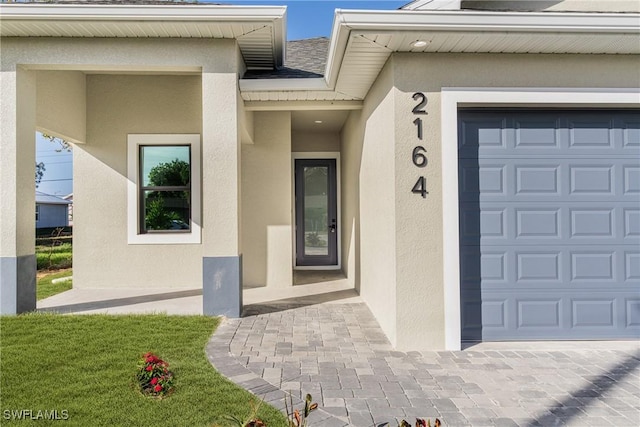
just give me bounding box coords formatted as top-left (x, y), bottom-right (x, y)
top-left (0, 4), bottom-right (286, 70)
top-left (291, 110), bottom-right (349, 133)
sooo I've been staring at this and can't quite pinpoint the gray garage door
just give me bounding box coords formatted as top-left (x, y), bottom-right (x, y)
top-left (459, 110), bottom-right (640, 341)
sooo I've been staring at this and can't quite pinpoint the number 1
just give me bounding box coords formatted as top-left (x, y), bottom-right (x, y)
top-left (413, 118), bottom-right (423, 140)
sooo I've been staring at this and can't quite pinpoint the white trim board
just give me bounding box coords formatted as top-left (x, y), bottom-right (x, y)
top-left (291, 152), bottom-right (342, 271)
top-left (440, 87), bottom-right (640, 351)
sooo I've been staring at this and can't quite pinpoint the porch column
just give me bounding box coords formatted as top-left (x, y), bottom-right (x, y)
top-left (0, 67), bottom-right (37, 314)
top-left (201, 71), bottom-right (242, 317)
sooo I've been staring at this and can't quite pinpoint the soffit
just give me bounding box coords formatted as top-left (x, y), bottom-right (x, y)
top-left (0, 4), bottom-right (286, 70)
top-left (240, 9), bottom-right (640, 103)
top-left (333, 29), bottom-right (640, 99)
top-left (291, 110), bottom-right (349, 133)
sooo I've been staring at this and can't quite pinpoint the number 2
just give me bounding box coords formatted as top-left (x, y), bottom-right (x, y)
top-left (412, 92), bottom-right (427, 115)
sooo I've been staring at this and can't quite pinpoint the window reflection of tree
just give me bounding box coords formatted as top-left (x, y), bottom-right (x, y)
top-left (143, 158), bottom-right (191, 231)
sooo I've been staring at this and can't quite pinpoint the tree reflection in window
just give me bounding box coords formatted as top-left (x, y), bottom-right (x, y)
top-left (139, 146), bottom-right (191, 233)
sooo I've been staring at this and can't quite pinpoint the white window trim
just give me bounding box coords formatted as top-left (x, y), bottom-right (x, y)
top-left (291, 152), bottom-right (342, 270)
top-left (127, 134), bottom-right (201, 245)
top-left (441, 87), bottom-right (640, 351)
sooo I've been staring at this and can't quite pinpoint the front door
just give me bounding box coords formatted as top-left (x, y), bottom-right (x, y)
top-left (295, 159), bottom-right (338, 266)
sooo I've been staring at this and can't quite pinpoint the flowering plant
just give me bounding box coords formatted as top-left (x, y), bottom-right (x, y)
top-left (135, 352), bottom-right (175, 398)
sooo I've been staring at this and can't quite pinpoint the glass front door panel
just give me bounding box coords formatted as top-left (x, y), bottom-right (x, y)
top-left (303, 166), bottom-right (329, 256)
top-left (295, 158), bottom-right (337, 266)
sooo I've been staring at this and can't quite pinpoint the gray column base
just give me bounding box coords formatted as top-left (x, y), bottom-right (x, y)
top-left (0, 255), bottom-right (36, 314)
top-left (203, 255), bottom-right (242, 317)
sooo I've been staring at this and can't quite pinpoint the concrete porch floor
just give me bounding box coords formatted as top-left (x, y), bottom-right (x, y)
top-left (36, 270), bottom-right (358, 315)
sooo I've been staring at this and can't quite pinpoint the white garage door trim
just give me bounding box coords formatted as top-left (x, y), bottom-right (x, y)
top-left (441, 87), bottom-right (640, 351)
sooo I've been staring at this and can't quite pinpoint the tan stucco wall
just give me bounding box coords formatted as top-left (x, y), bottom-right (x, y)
top-left (342, 60), bottom-right (398, 345)
top-left (292, 131), bottom-right (340, 152)
top-left (340, 114), bottom-right (361, 292)
top-left (36, 71), bottom-right (86, 144)
top-left (0, 68), bottom-right (36, 258)
top-left (342, 52), bottom-right (640, 350)
top-left (241, 112), bottom-right (293, 287)
top-left (74, 74), bottom-right (202, 288)
top-left (393, 52), bottom-right (639, 349)
top-left (2, 37), bottom-right (242, 289)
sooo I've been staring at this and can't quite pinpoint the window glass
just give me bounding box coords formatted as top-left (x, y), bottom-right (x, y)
top-left (140, 145), bottom-right (191, 233)
top-left (143, 191), bottom-right (190, 231)
top-left (141, 146), bottom-right (190, 187)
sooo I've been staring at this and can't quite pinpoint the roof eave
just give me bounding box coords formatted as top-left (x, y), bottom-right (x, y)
top-left (0, 4), bottom-right (288, 21)
top-left (323, 9), bottom-right (640, 91)
top-left (0, 3), bottom-right (287, 69)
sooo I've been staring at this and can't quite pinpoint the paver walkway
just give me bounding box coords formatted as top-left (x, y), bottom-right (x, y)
top-left (207, 301), bottom-right (640, 427)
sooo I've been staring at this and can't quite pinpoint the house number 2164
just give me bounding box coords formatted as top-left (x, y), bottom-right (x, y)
top-left (411, 92), bottom-right (428, 198)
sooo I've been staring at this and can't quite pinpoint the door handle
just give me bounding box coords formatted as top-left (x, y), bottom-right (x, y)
top-left (329, 219), bottom-right (336, 233)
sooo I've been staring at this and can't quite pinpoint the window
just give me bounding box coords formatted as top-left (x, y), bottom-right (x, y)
top-left (139, 145), bottom-right (191, 233)
top-left (127, 134), bottom-right (201, 244)
top-left (35, 205), bottom-right (40, 222)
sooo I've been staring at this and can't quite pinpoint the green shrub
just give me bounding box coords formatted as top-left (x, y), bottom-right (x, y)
top-left (36, 243), bottom-right (72, 270)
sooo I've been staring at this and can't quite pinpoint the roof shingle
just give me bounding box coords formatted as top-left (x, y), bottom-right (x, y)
top-left (243, 37), bottom-right (329, 79)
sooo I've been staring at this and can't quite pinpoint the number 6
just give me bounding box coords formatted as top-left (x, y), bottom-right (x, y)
top-left (412, 146), bottom-right (427, 168)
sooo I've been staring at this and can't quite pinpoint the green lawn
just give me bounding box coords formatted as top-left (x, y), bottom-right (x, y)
top-left (37, 269), bottom-right (72, 300)
top-left (36, 242), bottom-right (72, 270)
top-left (0, 315), bottom-right (288, 426)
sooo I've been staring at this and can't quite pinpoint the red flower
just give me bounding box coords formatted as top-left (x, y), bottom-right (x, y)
top-left (146, 365), bottom-right (153, 371)
top-left (150, 377), bottom-right (158, 385)
top-left (154, 385), bottom-right (163, 392)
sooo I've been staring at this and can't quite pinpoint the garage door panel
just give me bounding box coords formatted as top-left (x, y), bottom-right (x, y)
top-left (459, 158), bottom-right (639, 202)
top-left (477, 291), bottom-right (638, 340)
top-left (622, 119), bottom-right (640, 147)
top-left (625, 252), bottom-right (640, 281)
top-left (462, 244), bottom-right (636, 290)
top-left (626, 299), bottom-right (640, 328)
top-left (624, 166), bottom-right (640, 194)
top-left (459, 111), bottom-right (640, 158)
top-left (515, 116), bottom-right (560, 148)
top-left (624, 208), bottom-right (640, 238)
top-left (460, 203), bottom-right (638, 246)
top-left (459, 109), bottom-right (640, 341)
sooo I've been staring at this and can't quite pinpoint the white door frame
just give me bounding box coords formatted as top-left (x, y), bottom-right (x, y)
top-left (292, 152), bottom-right (342, 270)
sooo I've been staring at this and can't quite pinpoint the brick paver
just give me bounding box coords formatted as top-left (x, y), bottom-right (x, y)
top-left (206, 302), bottom-right (640, 427)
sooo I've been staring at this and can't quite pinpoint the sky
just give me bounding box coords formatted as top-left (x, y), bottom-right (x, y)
top-left (35, 1), bottom-right (408, 196)
top-left (220, 1), bottom-right (408, 40)
top-left (36, 134), bottom-right (73, 196)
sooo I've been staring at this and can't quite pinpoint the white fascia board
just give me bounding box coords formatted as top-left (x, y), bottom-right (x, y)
top-left (239, 78), bottom-right (328, 92)
top-left (0, 4), bottom-right (288, 22)
top-left (322, 8), bottom-right (639, 91)
top-left (324, 9), bottom-right (355, 90)
top-left (334, 9), bottom-right (640, 33)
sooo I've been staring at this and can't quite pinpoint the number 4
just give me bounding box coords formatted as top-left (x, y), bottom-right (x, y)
top-left (412, 176), bottom-right (428, 198)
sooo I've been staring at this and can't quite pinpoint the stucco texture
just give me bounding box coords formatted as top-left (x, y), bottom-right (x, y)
top-left (342, 60), bottom-right (398, 346)
top-left (74, 74), bottom-right (202, 289)
top-left (241, 111), bottom-right (293, 288)
top-left (343, 52), bottom-right (640, 350)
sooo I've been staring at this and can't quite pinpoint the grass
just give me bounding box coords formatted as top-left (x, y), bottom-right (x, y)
top-left (0, 314), bottom-right (289, 426)
top-left (37, 269), bottom-right (73, 300)
top-left (36, 242), bottom-right (72, 270)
